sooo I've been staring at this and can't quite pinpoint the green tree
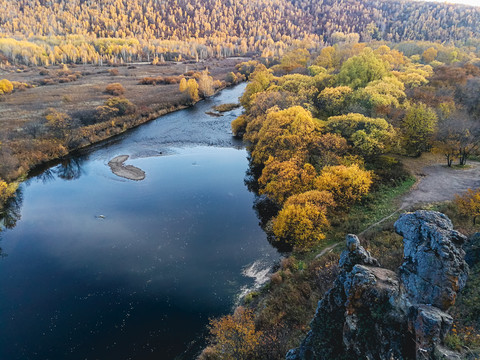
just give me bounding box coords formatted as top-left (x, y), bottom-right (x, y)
top-left (356, 76), bottom-right (405, 113)
top-left (401, 104), bottom-right (438, 156)
top-left (317, 86), bottom-right (353, 116)
top-left (325, 113), bottom-right (396, 158)
top-left (337, 48), bottom-right (389, 89)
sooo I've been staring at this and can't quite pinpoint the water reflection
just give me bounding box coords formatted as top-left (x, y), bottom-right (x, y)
top-left (0, 84), bottom-right (281, 360)
top-left (0, 187), bottom-right (23, 230)
top-left (55, 156), bottom-right (87, 180)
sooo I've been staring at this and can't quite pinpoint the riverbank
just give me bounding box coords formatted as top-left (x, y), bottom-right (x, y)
top-left (0, 58), bottom-right (247, 207)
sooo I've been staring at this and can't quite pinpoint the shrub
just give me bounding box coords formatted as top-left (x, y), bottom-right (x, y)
top-left (231, 115), bottom-right (248, 138)
top-left (0, 180), bottom-right (18, 204)
top-left (104, 97), bottom-right (136, 116)
top-left (0, 79), bottom-right (13, 95)
top-left (205, 307), bottom-right (262, 360)
top-left (139, 76), bottom-right (163, 85)
top-left (108, 69), bottom-right (119, 76)
top-left (105, 83), bottom-right (125, 96)
top-left (225, 72), bottom-right (238, 84)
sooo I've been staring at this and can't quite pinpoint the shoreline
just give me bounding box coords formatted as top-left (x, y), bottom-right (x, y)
top-left (0, 80), bottom-right (243, 208)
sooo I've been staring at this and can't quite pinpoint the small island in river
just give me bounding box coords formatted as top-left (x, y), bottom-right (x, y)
top-left (108, 155), bottom-right (146, 181)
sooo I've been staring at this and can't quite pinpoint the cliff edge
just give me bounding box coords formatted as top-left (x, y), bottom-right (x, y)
top-left (287, 210), bottom-right (469, 360)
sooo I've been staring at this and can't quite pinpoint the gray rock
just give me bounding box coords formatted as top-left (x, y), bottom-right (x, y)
top-left (465, 232), bottom-right (480, 267)
top-left (395, 211), bottom-right (468, 310)
top-left (339, 234), bottom-right (380, 272)
top-left (287, 211), bottom-right (468, 360)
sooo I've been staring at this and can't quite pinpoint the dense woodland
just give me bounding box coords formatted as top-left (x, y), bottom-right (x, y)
top-left (199, 40), bottom-right (480, 359)
top-left (1, 0), bottom-right (480, 65)
top-left (1, 0), bottom-right (480, 358)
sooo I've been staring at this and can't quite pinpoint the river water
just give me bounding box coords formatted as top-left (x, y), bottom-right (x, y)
top-left (0, 84), bottom-right (280, 359)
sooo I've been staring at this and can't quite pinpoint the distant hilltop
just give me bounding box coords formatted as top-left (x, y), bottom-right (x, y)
top-left (1, 0), bottom-right (479, 44)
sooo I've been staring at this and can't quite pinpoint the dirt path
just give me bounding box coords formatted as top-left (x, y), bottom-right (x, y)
top-left (337, 160), bottom-right (480, 248)
top-left (400, 161), bottom-right (480, 209)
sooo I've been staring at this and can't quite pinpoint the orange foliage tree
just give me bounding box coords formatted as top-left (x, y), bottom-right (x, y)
top-left (205, 307), bottom-right (262, 360)
top-left (454, 188), bottom-right (480, 225)
top-left (258, 157), bottom-right (317, 205)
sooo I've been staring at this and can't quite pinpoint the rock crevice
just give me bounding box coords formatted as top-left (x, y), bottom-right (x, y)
top-left (287, 210), bottom-right (468, 360)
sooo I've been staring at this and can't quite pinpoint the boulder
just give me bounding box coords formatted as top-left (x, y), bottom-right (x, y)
top-left (395, 211), bottom-right (468, 310)
top-left (287, 211), bottom-right (469, 360)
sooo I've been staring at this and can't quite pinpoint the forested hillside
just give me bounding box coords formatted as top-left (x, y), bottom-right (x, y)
top-left (1, 0), bottom-right (480, 66)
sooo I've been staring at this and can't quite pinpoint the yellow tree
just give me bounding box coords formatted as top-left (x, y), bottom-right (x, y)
top-left (198, 69), bottom-right (215, 98)
top-left (422, 47), bottom-right (438, 63)
top-left (258, 157), bottom-right (317, 205)
top-left (273, 190), bottom-right (336, 251)
top-left (179, 77), bottom-right (187, 92)
top-left (251, 106), bottom-right (319, 165)
top-left (206, 307), bottom-right (262, 360)
top-left (454, 188), bottom-right (480, 225)
top-left (314, 164), bottom-right (372, 208)
top-left (185, 78), bottom-right (199, 102)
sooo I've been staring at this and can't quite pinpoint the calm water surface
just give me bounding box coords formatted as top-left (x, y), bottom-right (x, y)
top-left (0, 84), bottom-right (280, 359)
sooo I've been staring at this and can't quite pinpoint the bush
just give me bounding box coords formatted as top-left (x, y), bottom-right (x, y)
top-left (0, 79), bottom-right (13, 95)
top-left (105, 83), bottom-right (125, 96)
top-left (104, 97), bottom-right (136, 116)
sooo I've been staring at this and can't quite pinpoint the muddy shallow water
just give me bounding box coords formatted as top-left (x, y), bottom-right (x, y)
top-left (0, 84), bottom-right (281, 360)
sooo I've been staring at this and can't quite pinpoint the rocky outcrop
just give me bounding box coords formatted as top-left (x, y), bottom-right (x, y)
top-left (395, 211), bottom-right (468, 311)
top-left (287, 211), bottom-right (468, 360)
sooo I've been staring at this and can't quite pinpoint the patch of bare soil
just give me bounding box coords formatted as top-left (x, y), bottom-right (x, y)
top-left (400, 161), bottom-right (480, 209)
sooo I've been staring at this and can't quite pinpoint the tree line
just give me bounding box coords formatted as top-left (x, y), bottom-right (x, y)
top-left (1, 0), bottom-right (480, 65)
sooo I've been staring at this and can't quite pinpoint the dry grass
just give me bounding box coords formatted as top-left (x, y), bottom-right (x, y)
top-left (0, 58), bottom-right (247, 180)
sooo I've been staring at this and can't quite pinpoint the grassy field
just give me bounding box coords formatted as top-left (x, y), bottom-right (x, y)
top-left (0, 58), bottom-right (246, 182)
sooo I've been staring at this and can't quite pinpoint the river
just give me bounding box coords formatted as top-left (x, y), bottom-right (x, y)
top-left (0, 83), bottom-right (281, 359)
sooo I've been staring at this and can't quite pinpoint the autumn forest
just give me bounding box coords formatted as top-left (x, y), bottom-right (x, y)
top-left (1, 0), bottom-right (480, 359)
